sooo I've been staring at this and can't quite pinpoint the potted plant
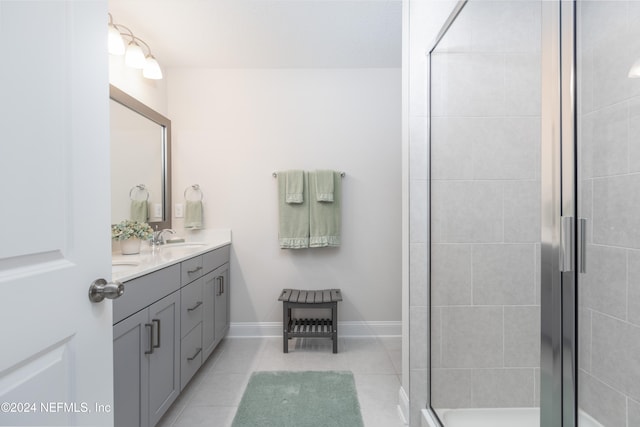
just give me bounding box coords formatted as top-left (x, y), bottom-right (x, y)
top-left (111, 220), bottom-right (154, 255)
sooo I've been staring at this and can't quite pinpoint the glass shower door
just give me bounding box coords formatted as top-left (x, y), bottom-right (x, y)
top-left (576, 1), bottom-right (640, 426)
top-left (428, 1), bottom-right (542, 424)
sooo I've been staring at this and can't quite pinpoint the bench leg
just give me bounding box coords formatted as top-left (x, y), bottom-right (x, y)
top-left (332, 302), bottom-right (338, 353)
top-left (283, 303), bottom-right (289, 353)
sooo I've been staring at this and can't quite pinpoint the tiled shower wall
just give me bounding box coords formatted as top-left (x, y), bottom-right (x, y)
top-left (429, 1), bottom-right (541, 411)
top-left (578, 2), bottom-right (640, 426)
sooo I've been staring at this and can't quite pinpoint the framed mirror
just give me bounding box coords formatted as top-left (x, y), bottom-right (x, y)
top-left (110, 84), bottom-right (171, 230)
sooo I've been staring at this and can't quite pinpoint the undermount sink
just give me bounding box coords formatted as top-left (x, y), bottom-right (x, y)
top-left (163, 242), bottom-right (207, 249)
top-left (112, 260), bottom-right (140, 273)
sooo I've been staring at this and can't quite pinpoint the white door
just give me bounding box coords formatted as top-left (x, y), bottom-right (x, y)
top-left (0, 1), bottom-right (114, 426)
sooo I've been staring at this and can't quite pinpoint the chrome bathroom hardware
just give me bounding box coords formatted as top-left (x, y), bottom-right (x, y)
top-left (272, 171), bottom-right (346, 177)
top-left (187, 301), bottom-right (203, 312)
top-left (129, 184), bottom-right (150, 201)
top-left (145, 323), bottom-right (154, 354)
top-left (187, 347), bottom-right (202, 362)
top-left (560, 216), bottom-right (575, 273)
top-left (184, 184), bottom-right (203, 201)
top-left (88, 278), bottom-right (124, 303)
top-left (578, 218), bottom-right (587, 274)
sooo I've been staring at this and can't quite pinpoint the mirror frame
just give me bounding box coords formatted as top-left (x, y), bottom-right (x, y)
top-left (110, 84), bottom-right (172, 230)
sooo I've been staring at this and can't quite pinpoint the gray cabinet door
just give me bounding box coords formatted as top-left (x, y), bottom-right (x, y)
top-left (148, 292), bottom-right (181, 427)
top-left (113, 309), bottom-right (149, 427)
top-left (214, 266), bottom-right (230, 346)
top-left (202, 271), bottom-right (216, 360)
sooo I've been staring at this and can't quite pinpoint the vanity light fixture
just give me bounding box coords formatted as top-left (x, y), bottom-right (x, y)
top-left (629, 58), bottom-right (640, 78)
top-left (107, 14), bottom-right (125, 55)
top-left (108, 13), bottom-right (163, 80)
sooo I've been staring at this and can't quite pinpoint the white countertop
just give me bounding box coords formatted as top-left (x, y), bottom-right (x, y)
top-left (112, 229), bottom-right (231, 282)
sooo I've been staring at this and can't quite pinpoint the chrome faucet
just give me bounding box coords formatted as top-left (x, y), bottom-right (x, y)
top-left (152, 228), bottom-right (176, 245)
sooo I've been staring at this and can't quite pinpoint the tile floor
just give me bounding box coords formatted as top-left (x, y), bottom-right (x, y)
top-left (156, 336), bottom-right (405, 427)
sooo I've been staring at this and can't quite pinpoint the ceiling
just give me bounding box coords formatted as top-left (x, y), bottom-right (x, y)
top-left (108, 0), bottom-right (402, 69)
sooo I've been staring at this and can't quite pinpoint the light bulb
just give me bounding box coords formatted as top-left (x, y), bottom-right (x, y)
top-left (143, 55), bottom-right (163, 80)
top-left (108, 25), bottom-right (125, 55)
top-left (629, 58), bottom-right (640, 78)
top-left (125, 41), bottom-right (145, 69)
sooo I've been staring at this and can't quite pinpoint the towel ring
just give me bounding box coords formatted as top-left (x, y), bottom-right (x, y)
top-left (129, 184), bottom-right (150, 201)
top-left (184, 184), bottom-right (204, 201)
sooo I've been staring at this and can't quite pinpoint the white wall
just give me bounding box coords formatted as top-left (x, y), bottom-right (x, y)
top-left (167, 68), bottom-right (402, 326)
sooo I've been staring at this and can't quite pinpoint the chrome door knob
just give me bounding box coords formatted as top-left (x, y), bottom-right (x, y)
top-left (89, 278), bottom-right (125, 303)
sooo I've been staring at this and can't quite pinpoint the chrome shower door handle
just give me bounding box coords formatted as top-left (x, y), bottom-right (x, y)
top-left (560, 216), bottom-right (574, 273)
top-left (578, 218), bottom-right (587, 274)
top-left (88, 278), bottom-right (125, 303)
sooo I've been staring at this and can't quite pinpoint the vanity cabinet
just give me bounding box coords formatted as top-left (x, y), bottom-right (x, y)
top-left (113, 244), bottom-right (230, 427)
top-left (213, 265), bottom-right (230, 352)
top-left (180, 246), bottom-right (230, 389)
top-left (113, 280), bottom-right (180, 427)
top-left (203, 263), bottom-right (230, 360)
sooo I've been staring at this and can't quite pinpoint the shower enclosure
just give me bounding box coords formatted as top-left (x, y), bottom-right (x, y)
top-left (425, 1), bottom-right (640, 426)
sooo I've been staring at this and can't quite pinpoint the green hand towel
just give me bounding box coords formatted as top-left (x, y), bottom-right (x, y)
top-left (278, 171), bottom-right (309, 249)
top-left (130, 200), bottom-right (148, 223)
top-left (285, 170), bottom-right (304, 204)
top-left (185, 200), bottom-right (203, 229)
top-left (309, 171), bottom-right (341, 247)
top-left (314, 169), bottom-right (334, 202)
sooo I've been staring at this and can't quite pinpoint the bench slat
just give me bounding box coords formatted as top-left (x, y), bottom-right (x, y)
top-left (306, 291), bottom-right (315, 303)
top-left (298, 290), bottom-right (307, 303)
top-left (290, 289), bottom-right (299, 303)
top-left (279, 289), bottom-right (292, 301)
top-left (322, 290), bottom-right (331, 303)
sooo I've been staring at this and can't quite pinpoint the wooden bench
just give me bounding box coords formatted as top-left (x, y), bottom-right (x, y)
top-left (278, 288), bottom-right (342, 353)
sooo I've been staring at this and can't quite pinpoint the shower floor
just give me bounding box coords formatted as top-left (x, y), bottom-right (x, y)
top-left (423, 408), bottom-right (604, 427)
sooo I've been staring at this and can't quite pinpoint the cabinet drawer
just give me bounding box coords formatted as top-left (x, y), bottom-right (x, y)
top-left (181, 278), bottom-right (203, 337)
top-left (180, 323), bottom-right (202, 391)
top-left (181, 255), bottom-right (204, 286)
top-left (114, 264), bottom-right (181, 325)
top-left (203, 245), bottom-right (230, 274)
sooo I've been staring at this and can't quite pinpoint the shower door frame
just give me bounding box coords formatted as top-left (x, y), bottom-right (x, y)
top-left (425, 1), bottom-right (581, 426)
top-left (540, 1), bottom-right (579, 427)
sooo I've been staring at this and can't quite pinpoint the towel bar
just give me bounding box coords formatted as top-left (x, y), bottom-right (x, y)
top-left (272, 171), bottom-right (345, 178)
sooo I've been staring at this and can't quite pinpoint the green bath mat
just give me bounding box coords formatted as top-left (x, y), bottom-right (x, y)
top-left (232, 371), bottom-right (364, 427)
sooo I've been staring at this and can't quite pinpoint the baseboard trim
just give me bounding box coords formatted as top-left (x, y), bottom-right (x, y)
top-left (398, 386), bottom-right (410, 426)
top-left (228, 321), bottom-right (402, 338)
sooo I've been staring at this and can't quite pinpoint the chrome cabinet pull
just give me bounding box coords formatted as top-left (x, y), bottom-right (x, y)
top-left (187, 301), bottom-right (203, 312)
top-left (152, 319), bottom-right (161, 349)
top-left (187, 347), bottom-right (202, 362)
top-left (216, 276), bottom-right (224, 296)
top-left (145, 323), bottom-right (154, 355)
top-left (187, 266), bottom-right (203, 274)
